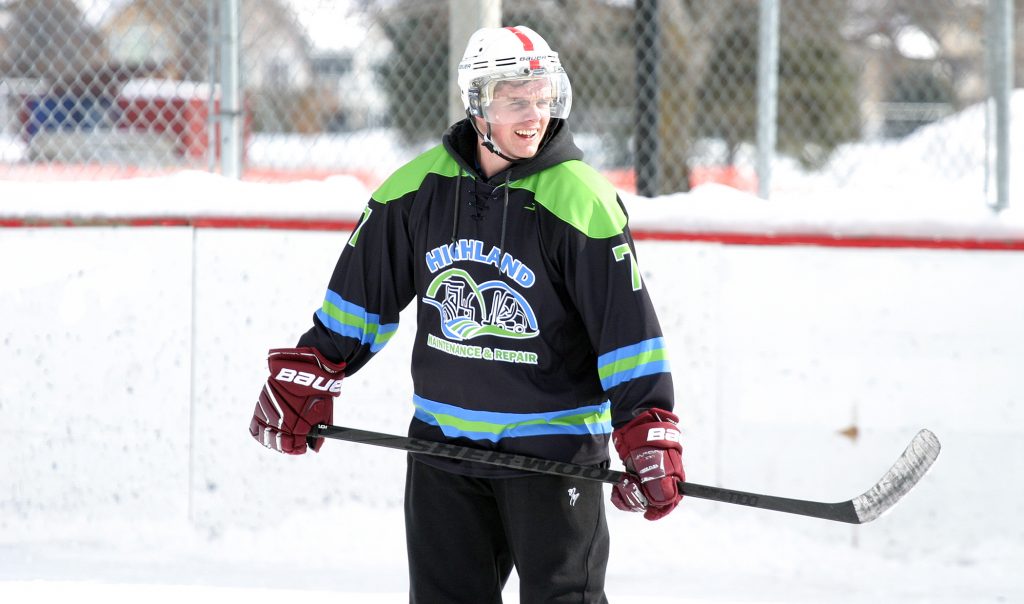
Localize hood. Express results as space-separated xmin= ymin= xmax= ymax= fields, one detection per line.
xmin=442 ymin=118 xmax=583 ymax=184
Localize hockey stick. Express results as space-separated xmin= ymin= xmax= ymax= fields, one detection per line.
xmin=310 ymin=424 xmax=940 ymax=524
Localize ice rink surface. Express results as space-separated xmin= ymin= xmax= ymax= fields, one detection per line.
xmin=3 ymin=493 xmax=1019 ymax=603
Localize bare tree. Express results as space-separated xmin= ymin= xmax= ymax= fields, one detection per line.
xmin=3 ymin=0 xmax=108 ymax=80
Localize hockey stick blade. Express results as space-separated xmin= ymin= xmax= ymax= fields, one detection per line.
xmin=310 ymin=424 xmax=939 ymax=524
xmin=849 ymin=428 xmax=941 ymax=523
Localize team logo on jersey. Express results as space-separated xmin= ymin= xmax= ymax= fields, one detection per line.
xmin=422 ymin=268 xmax=539 ymax=341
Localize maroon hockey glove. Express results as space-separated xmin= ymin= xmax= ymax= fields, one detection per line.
xmin=611 ymin=408 xmax=685 ymax=520
xmin=611 ymin=474 xmax=649 ymax=514
xmin=249 ymin=347 xmax=346 ymax=455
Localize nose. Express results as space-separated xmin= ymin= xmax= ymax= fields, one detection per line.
xmin=525 ymin=101 xmax=546 ymax=122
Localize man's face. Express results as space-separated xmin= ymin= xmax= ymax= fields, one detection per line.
xmin=481 ymin=78 xmax=552 ymax=160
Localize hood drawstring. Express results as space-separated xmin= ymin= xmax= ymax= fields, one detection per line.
xmin=451 ymin=169 xmax=512 ymax=276
xmin=450 ymin=171 xmax=462 ymax=243
xmin=498 ymin=171 xmax=510 ymax=259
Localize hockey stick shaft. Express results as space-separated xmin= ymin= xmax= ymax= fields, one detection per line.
xmin=310 ymin=424 xmax=939 ymax=524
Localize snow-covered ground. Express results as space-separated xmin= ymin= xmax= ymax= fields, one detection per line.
xmin=2 ymin=94 xmax=1024 ymax=602
xmin=2 ymin=176 xmax=1022 ymax=602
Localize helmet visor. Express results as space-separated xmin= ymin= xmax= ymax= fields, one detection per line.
xmin=478 ymin=73 xmax=572 ymax=125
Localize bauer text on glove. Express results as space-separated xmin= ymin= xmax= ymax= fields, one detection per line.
xmin=249 ymin=347 xmax=346 ymax=455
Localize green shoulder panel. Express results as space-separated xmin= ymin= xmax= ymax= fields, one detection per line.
xmin=509 ymin=160 xmax=626 ymax=239
xmin=371 ymin=145 xmax=462 ymax=204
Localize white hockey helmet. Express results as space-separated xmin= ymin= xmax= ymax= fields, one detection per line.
xmin=457 ymin=26 xmax=572 ymax=124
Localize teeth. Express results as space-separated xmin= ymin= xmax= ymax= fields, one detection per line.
xmin=515 ymin=130 xmax=537 ymax=137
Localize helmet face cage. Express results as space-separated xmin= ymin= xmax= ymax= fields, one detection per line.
xmin=458 ymin=26 xmax=572 ymax=124
xmin=469 ymin=72 xmax=572 ymax=125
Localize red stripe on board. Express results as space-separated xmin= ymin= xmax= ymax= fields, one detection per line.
xmin=630 ymin=229 xmax=1024 ymax=251
xmin=0 ymin=216 xmax=358 ymax=231
xmin=2 ymin=215 xmax=1023 ymax=251
xmin=190 ymin=217 xmax=358 ymax=231
xmin=0 ymin=217 xmax=195 ymax=228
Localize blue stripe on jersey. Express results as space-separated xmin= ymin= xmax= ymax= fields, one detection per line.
xmin=316 ymin=290 xmax=398 ymax=352
xmin=597 ymin=337 xmax=671 ymax=390
xmin=412 ymin=394 xmax=612 ymax=443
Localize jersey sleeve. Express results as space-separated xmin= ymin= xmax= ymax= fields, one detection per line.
xmin=561 ymin=196 xmax=675 ymax=428
xmin=296 ymin=195 xmax=416 ymax=374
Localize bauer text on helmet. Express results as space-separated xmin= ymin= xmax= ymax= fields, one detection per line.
xmin=458 ymin=26 xmax=572 ymax=123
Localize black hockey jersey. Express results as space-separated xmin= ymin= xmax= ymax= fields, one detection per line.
xmin=298 ymin=118 xmax=674 ymax=476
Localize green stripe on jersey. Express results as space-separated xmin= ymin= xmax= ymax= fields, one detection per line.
xmin=597 ymin=347 xmax=669 ymax=380
xmin=509 ymin=160 xmax=626 ymax=238
xmin=372 ymin=145 xmax=463 ymax=204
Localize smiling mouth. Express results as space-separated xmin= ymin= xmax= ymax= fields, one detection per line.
xmin=514 ymin=129 xmax=538 ymax=139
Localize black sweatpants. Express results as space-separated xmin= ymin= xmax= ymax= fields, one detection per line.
xmin=405 ymin=455 xmax=610 ymax=604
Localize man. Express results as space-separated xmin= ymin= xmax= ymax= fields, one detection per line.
xmin=249 ymin=26 xmax=685 ymax=603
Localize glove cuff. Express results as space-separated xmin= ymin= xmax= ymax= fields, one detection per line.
xmin=268 ymin=347 xmax=347 ymax=374
xmin=613 ymin=408 xmax=681 ymax=460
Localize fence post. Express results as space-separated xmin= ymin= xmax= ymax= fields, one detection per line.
xmin=206 ymin=0 xmax=218 ymax=174
xmin=756 ymin=0 xmax=779 ymax=200
xmin=449 ymin=0 xmax=502 ymax=127
xmin=635 ymin=0 xmax=661 ymax=198
xmin=989 ymin=0 xmax=1013 ymax=212
xmin=219 ymin=0 xmax=242 ymax=179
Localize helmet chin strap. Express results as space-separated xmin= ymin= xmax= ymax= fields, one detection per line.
xmin=468 ymin=112 xmax=519 ymax=163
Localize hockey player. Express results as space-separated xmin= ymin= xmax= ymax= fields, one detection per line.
xmin=249 ymin=25 xmax=685 ymax=603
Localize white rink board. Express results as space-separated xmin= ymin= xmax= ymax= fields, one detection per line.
xmin=2 ymin=226 xmax=1023 ymax=601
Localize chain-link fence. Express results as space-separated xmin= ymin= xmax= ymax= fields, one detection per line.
xmin=0 ymin=0 xmax=1019 ymax=201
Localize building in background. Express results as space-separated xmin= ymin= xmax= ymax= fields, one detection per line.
xmin=0 ymin=0 xmax=1017 ymax=198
